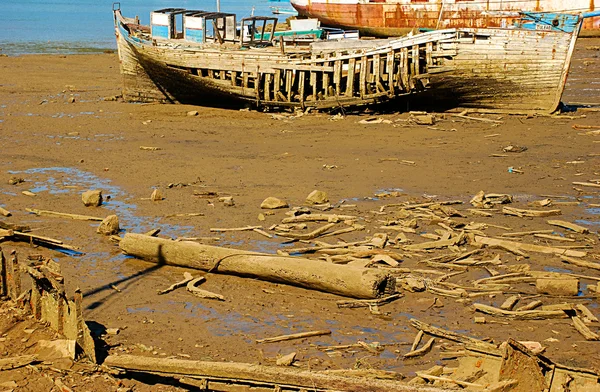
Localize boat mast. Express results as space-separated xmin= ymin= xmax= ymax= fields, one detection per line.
xmin=436 ymin=0 xmax=445 ymax=29
xmin=216 ymin=0 xmax=220 ymax=12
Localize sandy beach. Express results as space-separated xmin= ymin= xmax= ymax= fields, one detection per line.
xmin=0 ymin=38 xmax=599 ymax=391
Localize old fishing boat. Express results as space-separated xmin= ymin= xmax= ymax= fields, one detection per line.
xmin=113 ymin=5 xmax=598 ymax=113
xmin=290 ymin=0 xmax=600 ymax=37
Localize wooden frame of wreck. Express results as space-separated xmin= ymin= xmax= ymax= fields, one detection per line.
xmin=114 ymin=8 xmax=582 ymax=113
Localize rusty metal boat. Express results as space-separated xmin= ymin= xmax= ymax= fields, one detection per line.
xmin=290 ymin=0 xmax=600 ymax=37
xmin=113 ymin=5 xmax=598 ymax=113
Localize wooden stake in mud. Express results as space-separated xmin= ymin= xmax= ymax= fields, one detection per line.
xmin=120 ymin=233 xmax=394 ymax=299
xmin=0 ymin=248 xmax=7 ymax=297
xmin=10 ymin=252 xmax=21 ymax=301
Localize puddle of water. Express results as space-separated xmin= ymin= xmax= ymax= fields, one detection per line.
xmin=544 ymin=266 xmax=574 ymax=274
xmin=10 ymin=167 xmax=195 ymax=237
xmin=375 ymin=187 xmax=404 ymax=195
xmin=575 ymin=219 xmax=599 ymax=227
xmin=587 ymin=207 xmax=600 ymax=215
xmin=127 ymin=306 xmax=164 ymax=314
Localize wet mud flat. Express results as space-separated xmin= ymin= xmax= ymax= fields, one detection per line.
xmin=0 ymin=39 xmax=599 ymax=390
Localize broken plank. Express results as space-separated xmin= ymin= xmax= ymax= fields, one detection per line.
xmin=473 ymin=303 xmax=568 ymax=320
xmin=257 ymin=330 xmax=331 ymax=343
xmin=336 ymin=293 xmax=402 ymax=309
xmin=534 ymin=234 xmax=575 ymax=242
xmin=104 ymin=354 xmax=429 ymax=392
xmin=186 ymin=277 xmax=224 ymax=301
xmin=403 ymin=338 xmax=435 ymax=359
xmin=0 ymin=354 xmax=38 ymax=370
xmin=502 ymin=207 xmax=561 ymax=217
xmin=547 ymin=220 xmax=590 ymax=234
xmin=572 ymin=181 xmax=600 ymax=188
xmin=572 ymin=316 xmax=599 ymax=340
xmin=0 ymin=206 xmax=11 ymax=217
xmin=281 ymin=214 xmax=356 ymax=224
xmin=559 ymin=255 xmax=600 ymax=271
xmin=410 ymin=318 xmax=501 ymax=355
xmin=474 ymin=236 xmax=586 ymax=258
xmin=26 ymin=208 xmax=104 ymax=221
xmin=158 ymin=272 xmax=194 ymax=295
xmin=501 ymin=230 xmax=554 ymax=237
xmin=275 ymin=223 xmax=336 ymax=241
xmin=210 ymin=226 xmax=262 ymax=232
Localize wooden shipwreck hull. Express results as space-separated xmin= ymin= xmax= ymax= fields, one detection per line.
xmin=114 ymin=8 xmax=585 ymax=113
xmin=290 ymin=0 xmax=600 ymax=38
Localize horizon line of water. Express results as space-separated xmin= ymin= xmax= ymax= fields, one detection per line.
xmin=0 ymin=0 xmax=292 ymax=56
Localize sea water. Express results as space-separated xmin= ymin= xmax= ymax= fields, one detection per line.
xmin=0 ymin=0 xmax=290 ymax=55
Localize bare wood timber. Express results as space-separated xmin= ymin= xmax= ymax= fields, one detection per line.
xmin=119 ymin=233 xmax=395 ymax=299
xmin=474 ymin=236 xmax=586 ymax=258
xmin=410 ymin=318 xmax=501 ymax=355
xmin=256 ymin=330 xmax=331 ymax=343
xmin=0 ymin=249 xmax=8 ymax=298
xmin=26 ymin=208 xmax=104 ymax=221
xmin=104 ymin=354 xmax=446 ymax=392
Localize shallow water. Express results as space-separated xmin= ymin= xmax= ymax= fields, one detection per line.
xmin=0 ymin=0 xmax=289 ymax=55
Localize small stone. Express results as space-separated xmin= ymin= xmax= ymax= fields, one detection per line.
xmin=276 ymin=352 xmax=296 ymax=366
xmin=82 ymin=190 xmax=103 ymax=207
xmin=400 ymin=276 xmax=425 ymax=292
xmin=474 ymin=316 xmax=486 ymax=324
xmin=187 ymin=110 xmax=199 ymax=116
xmin=257 ymin=213 xmax=266 ymax=221
xmin=260 ymin=197 xmax=288 ymax=209
xmin=68 ymin=96 xmax=76 ymax=103
xmin=150 ymin=189 xmax=163 ymax=201
xmin=306 ymin=190 xmax=329 ymax=205
xmin=98 ymin=215 xmax=120 ymax=235
xmin=8 ymin=176 xmax=24 ymax=185
xmin=219 ymin=196 xmax=234 ymax=206
xmin=106 ymin=328 xmax=120 ymax=336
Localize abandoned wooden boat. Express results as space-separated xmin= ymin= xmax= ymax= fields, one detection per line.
xmin=290 ymin=0 xmax=600 ymax=38
xmin=113 ymin=5 xmax=598 ymax=113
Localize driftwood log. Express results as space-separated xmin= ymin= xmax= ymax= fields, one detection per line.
xmin=104 ymin=355 xmax=446 ymax=392
xmin=119 ymin=233 xmax=395 ymax=299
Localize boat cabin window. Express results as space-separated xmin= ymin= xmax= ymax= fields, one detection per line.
xmin=202 ymin=13 xmax=237 ymax=43
xmin=151 ymin=8 xmax=186 ymax=40
xmin=241 ymin=17 xmax=277 ymax=47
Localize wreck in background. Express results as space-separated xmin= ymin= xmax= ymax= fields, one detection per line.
xmin=113 ymin=4 xmax=598 ymax=113
xmin=290 ymin=0 xmax=600 ymax=37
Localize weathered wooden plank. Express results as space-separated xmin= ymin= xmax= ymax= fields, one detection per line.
xmin=264 ymin=73 xmax=271 ymax=101
xmin=387 ymin=49 xmax=395 ymax=96
xmin=310 ymin=71 xmax=317 ymax=100
xmin=285 ymin=70 xmax=293 ymax=102
xmin=359 ymin=56 xmax=367 ymax=99
xmin=401 ymin=47 xmax=409 ymax=90
xmin=345 ymin=58 xmax=356 ymax=97
xmin=298 ymin=71 xmax=306 ymax=105
xmin=412 ymin=45 xmax=420 ymax=76
xmin=333 ymin=60 xmax=341 ymax=95
xmin=273 ymin=69 xmax=281 ymax=100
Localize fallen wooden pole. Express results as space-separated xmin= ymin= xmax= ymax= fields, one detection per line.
xmin=104 ymin=355 xmax=443 ymax=392
xmin=26 ymin=208 xmax=104 ymax=221
xmin=119 ymin=234 xmax=394 ymax=299
xmin=0 ymin=206 xmax=11 ymax=217
xmin=473 ymin=303 xmax=568 ymax=320
xmin=410 ymin=319 xmax=501 ymax=355
xmin=474 ymin=236 xmax=586 ymax=258
xmin=256 ymin=330 xmax=331 ymax=343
